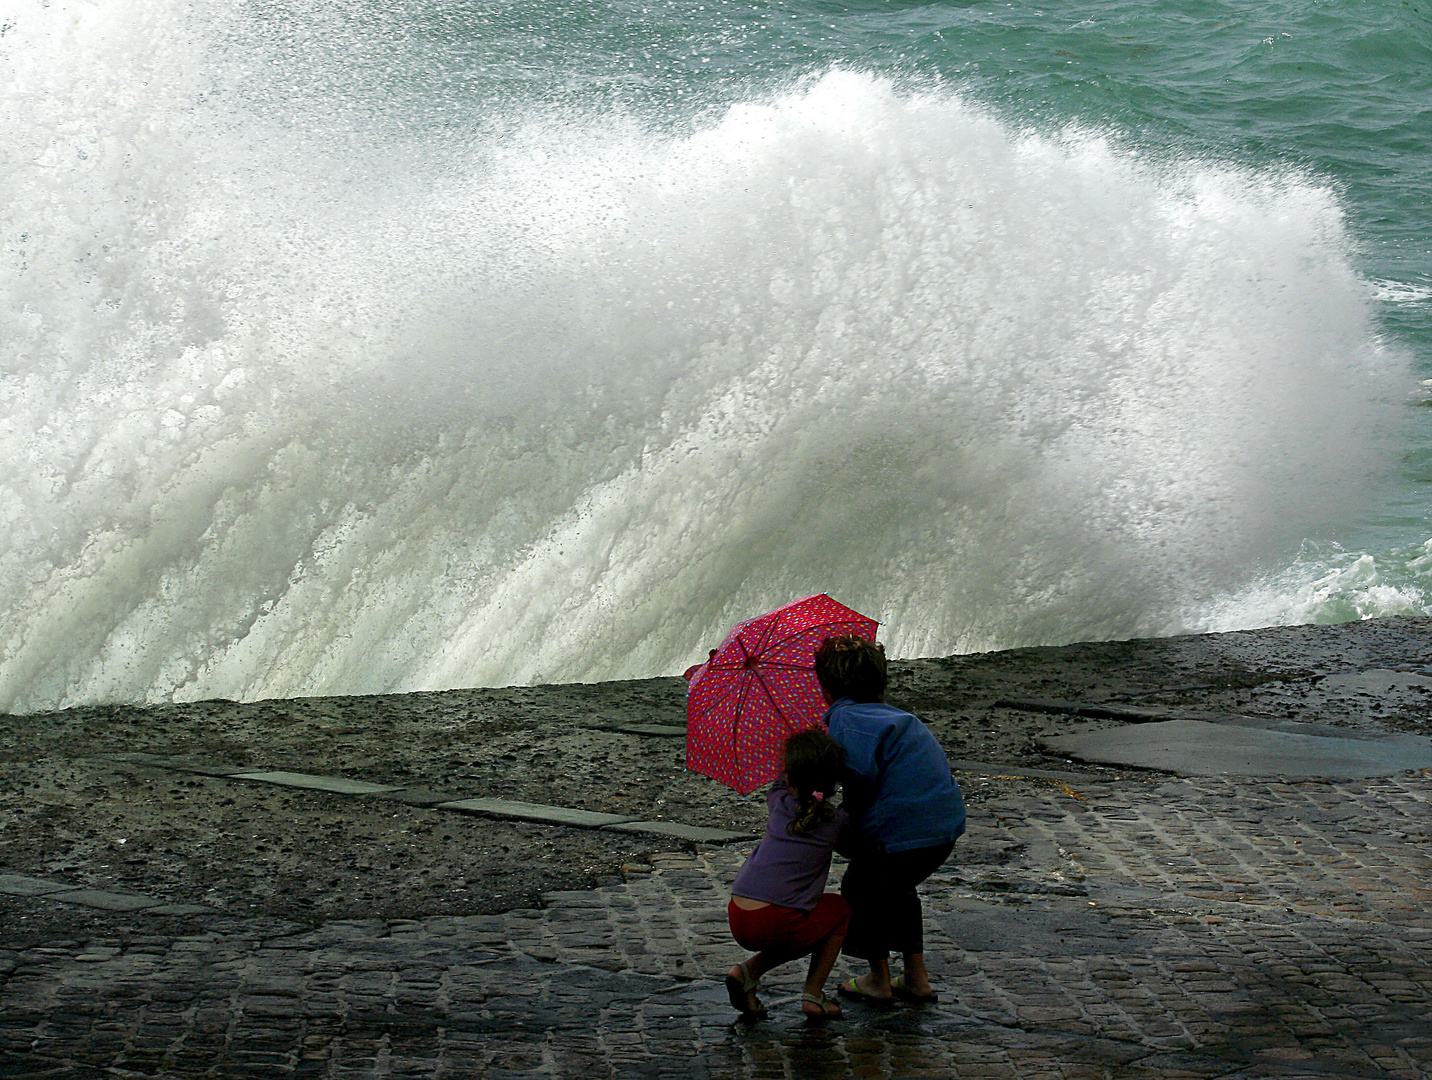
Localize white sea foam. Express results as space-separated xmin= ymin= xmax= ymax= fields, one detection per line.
xmin=0 ymin=1 xmax=1406 ymax=711
xmin=1193 ymin=546 xmax=1432 ymax=632
xmin=1374 ymin=279 xmax=1432 ymax=305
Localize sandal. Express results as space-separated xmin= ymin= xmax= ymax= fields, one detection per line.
xmin=725 ymin=961 xmax=766 ymax=1018
xmin=836 ymin=976 xmax=894 ymax=1007
xmin=801 ymin=992 xmax=843 ymax=1019
xmin=891 ymin=975 xmax=939 ymax=1004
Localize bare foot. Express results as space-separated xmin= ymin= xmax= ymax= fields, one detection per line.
xmin=891 ymin=975 xmax=939 ymax=1003
xmin=837 ymin=974 xmax=893 ymax=1001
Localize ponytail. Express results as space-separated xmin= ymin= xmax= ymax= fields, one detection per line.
xmin=781 ymin=728 xmax=844 ymax=837
xmin=789 ymin=786 xmax=835 ymax=837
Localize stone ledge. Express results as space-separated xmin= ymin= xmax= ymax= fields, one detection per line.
xmin=0 ymin=874 xmax=79 ymax=897
xmin=82 ymin=758 xmax=753 ymax=847
xmin=230 ymin=771 xmax=405 ymax=795
xmin=1043 ymin=719 xmax=1432 ymax=779
xmin=582 ymin=722 xmax=687 ymax=738
xmin=51 ymin=890 xmax=160 ymax=912
xmin=378 ymin=787 xmax=469 ymax=806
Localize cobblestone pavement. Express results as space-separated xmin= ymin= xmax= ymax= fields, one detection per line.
xmin=5 ymin=768 xmax=1431 ymax=1079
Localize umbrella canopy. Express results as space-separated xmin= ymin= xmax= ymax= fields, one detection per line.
xmin=685 ymin=594 xmax=878 ymax=795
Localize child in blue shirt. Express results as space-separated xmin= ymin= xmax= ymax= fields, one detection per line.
xmin=817 ymin=635 xmax=965 ymax=1005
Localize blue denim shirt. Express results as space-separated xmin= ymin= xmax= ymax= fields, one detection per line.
xmin=824 ymin=698 xmax=966 ymax=854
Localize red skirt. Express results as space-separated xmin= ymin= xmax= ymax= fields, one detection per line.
xmin=728 ymin=893 xmax=850 ymax=956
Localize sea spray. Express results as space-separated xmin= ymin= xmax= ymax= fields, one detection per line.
xmin=0 ymin=2 xmax=1404 ymax=711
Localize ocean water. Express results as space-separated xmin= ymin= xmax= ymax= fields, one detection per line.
xmin=2 ymin=0 xmax=1429 ymax=712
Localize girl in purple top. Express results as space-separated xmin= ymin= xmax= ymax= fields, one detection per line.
xmin=725 ymin=729 xmax=851 ymax=1020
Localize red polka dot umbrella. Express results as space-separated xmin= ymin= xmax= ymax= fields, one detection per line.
xmin=684 ymin=594 xmax=879 ymax=795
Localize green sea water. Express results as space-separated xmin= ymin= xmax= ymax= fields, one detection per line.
xmin=2 ymin=0 xmax=1430 ymax=708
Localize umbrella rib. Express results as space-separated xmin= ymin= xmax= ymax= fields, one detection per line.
xmin=746 ymin=618 xmax=778 ymax=661
xmin=732 ymin=673 xmax=760 ymax=791
xmin=732 ymin=671 xmax=754 ymax=738
xmin=746 ymin=666 xmax=796 ymax=732
xmin=760 ymin=617 xmax=873 ymax=655
xmin=728 ymin=668 xmax=795 ymax=793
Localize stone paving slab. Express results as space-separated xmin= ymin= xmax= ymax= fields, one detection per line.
xmin=379 ymin=787 xmax=470 ymax=806
xmin=49 ymin=890 xmax=160 ymax=912
xmin=0 ymin=875 xmax=218 ymax=918
xmin=229 ymin=770 xmax=407 ymax=795
xmin=583 ymin=721 xmax=688 ymax=738
xmin=604 ymin=821 xmax=749 ymax=844
xmin=0 ymin=875 xmax=78 ymax=898
xmin=6 ymin=772 xmax=1432 ymax=1077
xmin=106 ymin=756 xmax=740 ymax=841
xmin=438 ymin=797 xmax=639 ymax=828
xmin=1046 ymin=719 xmax=1432 ymax=778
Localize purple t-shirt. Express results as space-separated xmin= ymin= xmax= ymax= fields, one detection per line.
xmin=730 ymin=778 xmax=847 ymax=913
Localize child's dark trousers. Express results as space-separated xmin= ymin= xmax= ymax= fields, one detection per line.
xmin=840 ymin=840 xmax=954 ymax=959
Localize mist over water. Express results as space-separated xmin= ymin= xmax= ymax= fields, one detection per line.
xmin=0 ymin=1 xmax=1411 ymax=712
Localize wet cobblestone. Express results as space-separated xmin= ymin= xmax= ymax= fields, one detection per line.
xmin=5 ymin=770 xmax=1432 ymax=1077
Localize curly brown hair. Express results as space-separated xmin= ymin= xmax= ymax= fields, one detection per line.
xmin=814 ymin=635 xmax=887 ymax=703
xmin=783 ymin=728 xmax=844 ymax=837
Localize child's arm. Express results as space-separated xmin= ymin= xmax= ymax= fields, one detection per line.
xmin=833 ymin=809 xmax=872 ymax=859
xmin=838 ymin=766 xmax=875 ymax=822
xmin=765 ymin=774 xmax=791 ymax=815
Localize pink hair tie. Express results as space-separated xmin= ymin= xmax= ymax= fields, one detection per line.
xmin=813 ymin=791 xmax=825 ymax=802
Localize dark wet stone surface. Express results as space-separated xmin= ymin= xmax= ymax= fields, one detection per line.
xmin=3 ymin=617 xmax=1432 ymax=1075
